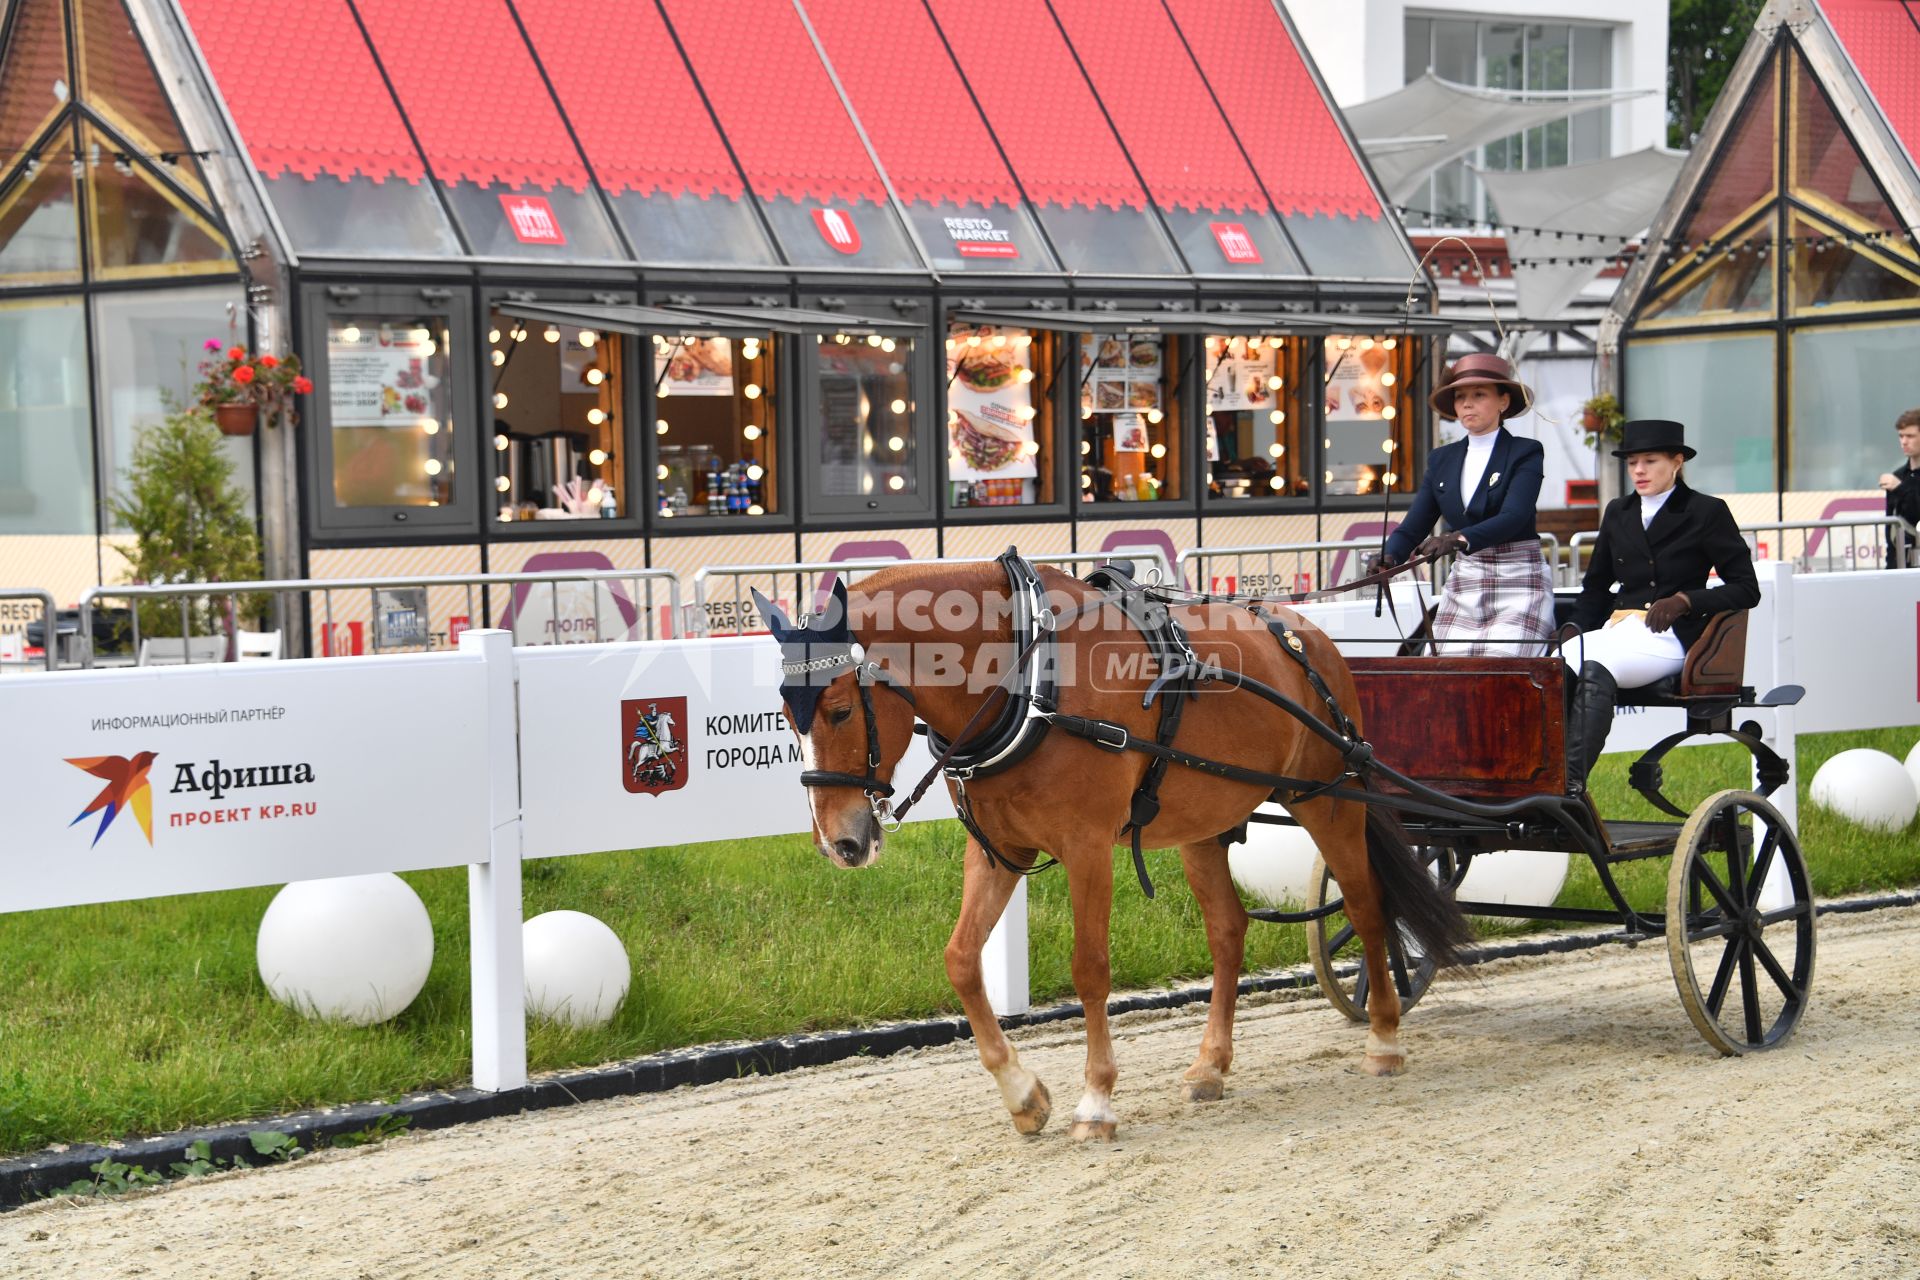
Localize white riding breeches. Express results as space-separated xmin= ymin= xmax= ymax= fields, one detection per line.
xmin=1560 ymin=614 xmax=1686 ymax=689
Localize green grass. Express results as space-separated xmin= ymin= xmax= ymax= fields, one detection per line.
xmin=2 ymin=727 xmax=1916 ymax=1159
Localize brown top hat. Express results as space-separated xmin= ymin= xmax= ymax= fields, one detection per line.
xmin=1429 ymin=353 xmax=1532 ymax=421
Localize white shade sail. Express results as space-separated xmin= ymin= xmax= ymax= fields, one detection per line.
xmin=1348 ymin=73 xmax=1655 ymax=205
xmin=1476 ymin=146 xmax=1690 ymax=321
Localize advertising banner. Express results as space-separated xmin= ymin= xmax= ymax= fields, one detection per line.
xmin=655 ymin=337 xmax=735 ymax=397
xmin=0 ymin=653 xmax=493 ymax=914
xmin=946 ymin=324 xmax=1038 ymax=483
xmin=1081 ymin=332 xmax=1162 ymax=418
xmin=516 ymin=636 xmax=955 ymax=858
xmin=1206 ymin=337 xmax=1279 ymax=414
xmin=328 ymin=322 xmax=442 ymax=427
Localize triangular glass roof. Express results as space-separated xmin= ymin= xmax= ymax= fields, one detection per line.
xmin=80 ymin=120 xmax=233 ymax=279
xmin=0 ymin=142 xmax=81 ymax=283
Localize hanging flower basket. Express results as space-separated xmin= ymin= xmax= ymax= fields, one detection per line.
xmin=213 ymin=402 xmax=258 ymax=437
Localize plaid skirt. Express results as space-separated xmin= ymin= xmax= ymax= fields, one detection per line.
xmin=1431 ymin=538 xmax=1556 ymax=656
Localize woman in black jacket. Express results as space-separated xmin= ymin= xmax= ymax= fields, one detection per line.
xmin=1562 ymin=419 xmax=1760 ymax=791
xmin=1372 ymin=354 xmax=1554 ymax=655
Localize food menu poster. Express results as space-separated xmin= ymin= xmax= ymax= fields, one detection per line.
xmin=1206 ymin=337 xmax=1278 ymax=414
xmin=1081 ymin=333 xmax=1162 ymax=416
xmin=947 ymin=325 xmax=1038 ymax=482
xmin=328 ymin=323 xmax=441 ymax=428
xmin=1323 ymin=337 xmax=1390 ymax=421
xmin=656 ymin=338 xmax=735 ymax=397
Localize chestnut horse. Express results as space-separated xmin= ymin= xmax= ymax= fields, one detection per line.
xmin=755 ymin=557 xmax=1467 ymax=1140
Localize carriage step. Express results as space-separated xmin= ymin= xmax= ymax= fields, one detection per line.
xmin=1602 ymin=821 xmax=1682 ymax=855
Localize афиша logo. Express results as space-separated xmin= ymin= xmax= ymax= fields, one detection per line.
xmin=67 ymin=752 xmax=158 ymax=846
xmin=623 ymin=698 xmax=688 ymax=795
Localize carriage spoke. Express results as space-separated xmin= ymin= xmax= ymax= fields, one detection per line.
xmin=1326 ymin=922 xmax=1358 ymax=956
xmin=1739 ymin=943 xmax=1764 ymax=1044
xmin=1704 ymin=935 xmax=1743 ymax=1017
xmin=1748 ymin=933 xmax=1803 ymax=1004
xmin=1759 ymin=901 xmax=1813 ymax=926
xmin=1387 ymin=936 xmax=1412 ymax=998
xmin=1746 ymin=829 xmax=1782 ymax=907
xmin=1685 ymin=910 xmax=1739 ymax=942
xmin=1690 ymin=856 xmax=1740 ymax=916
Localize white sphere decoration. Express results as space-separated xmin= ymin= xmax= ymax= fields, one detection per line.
xmin=1904 ymin=739 xmax=1920 ymax=800
xmin=1811 ymin=748 xmax=1918 ymax=831
xmin=257 ymin=873 xmax=434 ymax=1025
xmin=523 ymin=910 xmax=631 ymax=1028
xmin=1457 ymin=849 xmax=1569 ymax=908
xmin=1227 ymin=804 xmax=1321 ymax=905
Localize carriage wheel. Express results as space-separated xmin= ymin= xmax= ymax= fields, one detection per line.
xmin=1666 ymin=790 xmax=1816 ymax=1055
xmin=1304 ymin=849 xmax=1451 ymax=1024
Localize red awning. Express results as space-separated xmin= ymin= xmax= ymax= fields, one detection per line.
xmin=177 ymin=0 xmax=426 ymax=184
xmin=1164 ymin=0 xmax=1383 ymax=221
xmin=514 ymin=0 xmax=744 ymax=201
xmin=924 ymin=0 xmax=1149 ymax=212
xmin=1821 ymin=0 xmax=1920 ymax=170
xmin=351 ymin=0 xmax=591 ymax=192
xmin=1047 ymin=0 xmax=1269 ymax=216
xmin=801 ymin=0 xmax=1021 ymax=210
xmin=658 ymin=0 xmax=888 ymax=208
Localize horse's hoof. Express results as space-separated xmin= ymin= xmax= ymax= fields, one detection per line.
xmin=1010 ymin=1080 xmax=1052 ymax=1135
xmin=1068 ymin=1119 xmax=1118 ymax=1143
xmin=1361 ymin=1053 xmax=1406 ymax=1077
xmin=1183 ymin=1074 xmax=1224 ymax=1103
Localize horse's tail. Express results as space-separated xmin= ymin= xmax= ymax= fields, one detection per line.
xmin=1362 ymin=799 xmax=1472 ymax=970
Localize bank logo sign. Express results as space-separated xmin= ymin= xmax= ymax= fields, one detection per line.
xmin=67 ymin=752 xmax=158 ymax=846
xmin=623 ymin=698 xmax=688 ymax=795
xmin=502 ymin=194 xmax=566 ymax=246
xmin=1210 ymin=221 xmax=1262 ymax=265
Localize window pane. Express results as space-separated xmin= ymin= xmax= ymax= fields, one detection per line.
xmin=1792 ymin=53 xmax=1900 ymax=233
xmin=0 ymin=153 xmax=81 ymax=285
xmin=1527 ymin=25 xmax=1570 ymax=91
xmin=1323 ymin=334 xmax=1414 ymax=496
xmin=262 ymin=174 xmax=460 ymax=259
xmin=1205 ymin=334 xmax=1306 ymax=499
xmin=1431 ymin=158 xmax=1475 ymax=225
xmin=653 ymin=333 xmax=777 ymax=517
xmin=1483 ymin=23 xmax=1523 ymax=90
xmin=1789 ymin=322 xmax=1920 ymax=491
xmin=1681 ymin=53 xmax=1776 ymax=244
xmin=490 ymin=312 xmax=627 ymax=524
xmin=325 ymin=316 xmax=455 ymax=508
xmin=1404 ymin=17 xmax=1431 ymax=82
xmin=819 ymin=334 xmax=918 ymax=500
xmin=82 ymin=123 xmax=234 ymax=279
xmin=947 ymin=323 xmax=1050 ymax=508
xmin=0 ymin=296 xmax=92 ymax=534
xmin=1433 ymin=20 xmax=1475 ymax=83
xmin=1641 ymin=221 xmax=1776 ymax=323
xmin=74 ymin=0 xmax=210 ymax=204
xmin=1788 ymin=214 xmax=1920 ymax=313
xmin=93 ymin=285 xmax=249 ymax=533
xmin=1078 ymin=332 xmax=1182 ymax=503
xmin=1569 ymin=24 xmax=1611 ymax=163
xmin=1625 ymin=333 xmax=1775 ymax=494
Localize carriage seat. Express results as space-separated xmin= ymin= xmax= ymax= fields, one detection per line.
xmin=1617 ymin=609 xmax=1748 ymax=705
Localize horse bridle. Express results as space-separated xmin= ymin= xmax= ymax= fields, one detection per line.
xmin=781 ymin=643 xmax=917 ymax=830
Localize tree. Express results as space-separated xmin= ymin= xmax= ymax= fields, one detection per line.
xmin=1668 ymin=0 xmax=1768 ymax=149
xmin=110 ymin=408 xmax=264 ymax=638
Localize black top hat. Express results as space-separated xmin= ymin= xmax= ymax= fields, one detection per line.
xmin=1612 ymin=419 xmax=1697 ymax=460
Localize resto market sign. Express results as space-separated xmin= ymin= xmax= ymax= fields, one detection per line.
xmin=0 ymin=654 xmax=492 ymax=915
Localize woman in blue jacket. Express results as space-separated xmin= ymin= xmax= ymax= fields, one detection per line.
xmin=1372 ymin=354 xmax=1554 ymax=655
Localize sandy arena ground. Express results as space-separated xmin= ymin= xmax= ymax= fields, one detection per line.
xmin=4 ymin=905 xmax=1917 ymax=1279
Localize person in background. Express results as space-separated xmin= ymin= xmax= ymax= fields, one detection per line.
xmin=1879 ymin=407 xmax=1920 ymax=568
xmin=1560 ymin=420 xmax=1760 ymax=793
xmin=1370 ymin=354 xmax=1553 ymax=655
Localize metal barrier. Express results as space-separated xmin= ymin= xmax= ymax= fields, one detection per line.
xmin=77 ymin=568 xmax=682 ymax=667
xmin=0 ymin=588 xmax=57 ymax=673
xmin=690 ymin=549 xmax=1177 ymax=637
xmin=1567 ymin=516 xmax=1914 ymax=584
xmin=1179 ymin=535 xmax=1560 ymax=599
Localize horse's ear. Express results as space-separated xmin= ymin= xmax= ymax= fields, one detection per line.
xmin=828 ymin=576 xmax=851 ymax=628
xmin=751 ymin=588 xmax=789 ymax=637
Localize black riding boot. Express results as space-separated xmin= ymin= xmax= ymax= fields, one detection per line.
xmin=1566 ymin=661 xmax=1619 ymax=795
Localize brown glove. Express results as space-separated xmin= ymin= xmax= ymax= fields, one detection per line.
xmin=1363 ymin=551 xmax=1399 ymax=575
xmin=1415 ymin=532 xmax=1468 ymax=559
xmin=1644 ymin=592 xmax=1691 ymax=633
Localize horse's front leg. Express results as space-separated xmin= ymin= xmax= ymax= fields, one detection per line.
xmin=945 ymin=838 xmax=1051 ymax=1135
xmin=1177 ymin=839 xmax=1249 ymax=1102
xmin=1062 ymin=842 xmax=1119 ymax=1141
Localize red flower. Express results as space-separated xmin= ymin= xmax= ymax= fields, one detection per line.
xmin=232 ymin=365 xmax=256 ymax=385
xmin=292 ymin=375 xmax=313 ymax=395
xmin=259 ymin=355 xmax=279 ymax=369
xmin=227 ymin=345 xmax=247 ymax=362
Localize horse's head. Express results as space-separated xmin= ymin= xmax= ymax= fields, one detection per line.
xmin=754 ymin=579 xmax=916 ymax=868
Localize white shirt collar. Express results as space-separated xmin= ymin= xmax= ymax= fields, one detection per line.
xmin=1640 ymin=484 xmax=1676 ymax=528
